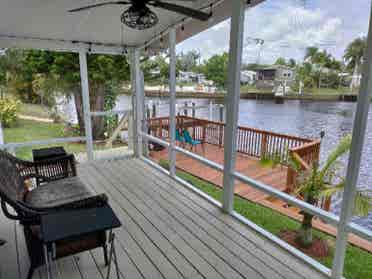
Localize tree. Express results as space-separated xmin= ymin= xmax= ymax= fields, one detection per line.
xmin=288 ymin=58 xmax=296 ymax=68
xmin=203 ymin=52 xmax=229 ymax=88
xmin=304 ymin=47 xmax=319 ymax=63
xmin=0 ymin=49 xmax=39 ymax=103
xmin=275 ymin=57 xmax=287 ymax=66
xmin=292 ymin=62 xmax=314 ymax=92
xmin=290 ymin=135 xmax=372 ymax=247
xmin=18 ymin=50 xmax=130 ymax=139
xmin=0 ymin=52 xmax=6 ymax=98
xmin=177 ymin=50 xmax=200 ymax=72
xmin=344 ymin=37 xmax=366 ymax=73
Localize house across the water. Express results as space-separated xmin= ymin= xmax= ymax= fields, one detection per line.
xmin=256 ymin=65 xmax=295 ymax=93
xmin=240 ymin=70 xmax=257 ymax=85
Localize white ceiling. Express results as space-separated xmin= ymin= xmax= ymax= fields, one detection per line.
xmin=0 ymin=0 xmax=265 ymax=54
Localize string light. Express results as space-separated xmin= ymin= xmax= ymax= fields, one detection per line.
xmin=159 ymin=34 xmax=164 ymax=49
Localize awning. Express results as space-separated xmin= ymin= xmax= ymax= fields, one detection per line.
xmin=0 ymin=0 xmax=265 ymax=54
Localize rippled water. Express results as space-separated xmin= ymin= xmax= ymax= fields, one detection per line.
xmin=63 ymin=95 xmax=372 ymax=230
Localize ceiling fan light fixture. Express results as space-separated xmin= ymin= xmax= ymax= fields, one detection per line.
xmin=121 ymin=5 xmax=158 ymax=30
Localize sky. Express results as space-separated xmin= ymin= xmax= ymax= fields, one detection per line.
xmin=177 ymin=0 xmax=372 ymax=64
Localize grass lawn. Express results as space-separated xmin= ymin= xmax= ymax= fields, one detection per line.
xmin=4 ymin=119 xmax=127 ymax=160
xmin=241 ymin=84 xmax=271 ymax=93
xmin=4 ymin=119 xmax=87 ymax=159
xmin=158 ymin=159 xmax=372 ymax=279
xmin=309 ymin=87 xmax=353 ymax=95
xmin=18 ymin=103 xmax=51 ymax=119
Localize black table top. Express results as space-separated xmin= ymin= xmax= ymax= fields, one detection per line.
xmin=33 ymin=146 xmax=67 ymax=161
xmin=40 ymin=204 xmax=121 ymax=243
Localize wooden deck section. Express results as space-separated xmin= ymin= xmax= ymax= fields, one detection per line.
xmin=150 ymin=143 xmax=289 ymax=202
xmin=0 ymin=158 xmax=327 ymax=279
xmin=150 ymin=144 xmax=372 ymax=253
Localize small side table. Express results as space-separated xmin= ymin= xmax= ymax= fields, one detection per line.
xmin=40 ymin=204 xmax=121 ymax=279
xmin=32 ymin=146 xmax=67 ymax=162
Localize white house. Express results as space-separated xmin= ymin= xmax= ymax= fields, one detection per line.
xmin=178 ymin=70 xmax=208 ymax=84
xmin=240 ymin=70 xmax=257 ymax=85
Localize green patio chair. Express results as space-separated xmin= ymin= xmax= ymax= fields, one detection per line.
xmin=183 ymin=129 xmax=204 ymax=152
xmin=176 ymin=129 xmax=186 ymax=147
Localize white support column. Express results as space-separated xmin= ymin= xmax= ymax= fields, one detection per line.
xmin=0 ymin=121 xmax=4 ymax=145
xmin=131 ymin=48 xmax=143 ymax=158
xmin=139 ymin=71 xmax=146 ymax=157
xmin=168 ymin=27 xmax=177 ymax=177
xmin=222 ymin=0 xmax=245 ymax=213
xmin=130 ymin=50 xmax=137 ymax=156
xmin=331 ymin=4 xmax=372 ymax=279
xmin=79 ymin=51 xmax=94 ymax=161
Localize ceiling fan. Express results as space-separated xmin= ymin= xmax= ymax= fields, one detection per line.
xmin=68 ymin=0 xmax=212 ymax=30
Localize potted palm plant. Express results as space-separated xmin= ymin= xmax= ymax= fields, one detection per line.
xmin=290 ymin=134 xmax=372 ymax=247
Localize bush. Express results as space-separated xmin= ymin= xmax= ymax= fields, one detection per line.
xmin=0 ymin=98 xmax=20 ymax=127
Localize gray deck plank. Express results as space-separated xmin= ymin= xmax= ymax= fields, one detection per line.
xmin=82 ymin=163 xmax=223 ymax=279
xmin=90 ymin=238 xmax=143 ymax=279
xmin=130 ymin=159 xmax=328 ymax=279
xmin=109 ymin=160 xmax=287 ymax=279
xmin=0 ymin=157 xmax=327 ymax=279
xmin=73 ymin=252 xmax=103 ymax=279
xmin=56 ymin=257 xmax=84 ymax=279
xmin=0 ymin=212 xmax=19 ymax=279
xmin=14 ymin=222 xmax=32 ymax=279
xmin=79 ymin=167 xmax=169 ymax=279
xmin=123 ymin=160 xmax=301 ymax=279
xmin=99 ymin=161 xmax=269 ymax=279
xmin=90 ymin=162 xmax=246 ymax=279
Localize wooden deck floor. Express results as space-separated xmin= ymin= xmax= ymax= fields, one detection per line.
xmin=150 ymin=143 xmax=288 ymax=202
xmin=150 ymin=144 xmax=372 ymax=253
xmin=0 ymin=158 xmax=327 ymax=279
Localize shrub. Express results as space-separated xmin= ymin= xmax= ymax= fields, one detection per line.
xmin=0 ymin=98 xmax=20 ymax=127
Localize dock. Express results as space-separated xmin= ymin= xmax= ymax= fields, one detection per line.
xmin=148 ymin=116 xmax=372 ymax=252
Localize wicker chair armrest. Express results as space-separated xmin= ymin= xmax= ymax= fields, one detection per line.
xmin=1 ymin=200 xmax=40 ymax=224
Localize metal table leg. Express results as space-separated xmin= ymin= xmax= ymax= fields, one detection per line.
xmin=43 ymin=244 xmax=53 ymax=279
xmin=106 ymin=230 xmax=120 ymax=279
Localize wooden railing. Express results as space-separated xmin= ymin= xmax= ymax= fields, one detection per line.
xmin=148 ymin=116 xmax=316 ymax=162
xmin=286 ymin=140 xmax=330 ymax=211
xmin=147 ymin=116 xmax=324 ymax=206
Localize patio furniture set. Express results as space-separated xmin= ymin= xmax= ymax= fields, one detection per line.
xmin=0 ymin=147 xmax=121 ymax=279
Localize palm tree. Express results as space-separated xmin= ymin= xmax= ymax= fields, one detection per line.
xmin=304 ymin=47 xmax=319 ymax=63
xmin=290 ymin=135 xmax=372 ymax=247
xmin=344 ymin=37 xmax=366 ymax=73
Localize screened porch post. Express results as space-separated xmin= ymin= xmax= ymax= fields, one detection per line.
xmin=0 ymin=121 xmax=4 ymax=145
xmin=331 ymin=4 xmax=372 ymax=278
xmin=221 ymin=0 xmax=245 ymax=213
xmin=131 ymin=48 xmax=143 ymax=158
xmin=79 ymin=51 xmax=94 ymax=161
xmin=169 ymin=27 xmax=177 ymax=177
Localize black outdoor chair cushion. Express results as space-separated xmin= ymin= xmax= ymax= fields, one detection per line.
xmin=24 ymin=177 xmax=94 ymax=209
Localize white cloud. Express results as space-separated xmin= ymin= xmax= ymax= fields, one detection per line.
xmin=243 ymin=4 xmax=343 ymax=63
xmin=178 ymin=0 xmax=349 ymax=64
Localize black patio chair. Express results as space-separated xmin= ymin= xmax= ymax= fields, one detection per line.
xmin=0 ymin=150 xmax=109 ymax=279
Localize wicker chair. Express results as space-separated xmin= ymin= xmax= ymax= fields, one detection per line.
xmin=0 ymin=150 xmax=109 ymax=279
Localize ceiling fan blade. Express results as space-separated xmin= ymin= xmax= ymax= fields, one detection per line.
xmin=148 ymin=1 xmax=211 ymax=21
xmin=68 ymin=1 xmax=131 ymax=13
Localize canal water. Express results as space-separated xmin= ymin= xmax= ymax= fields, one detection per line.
xmin=59 ymin=95 xmax=372 ymax=230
